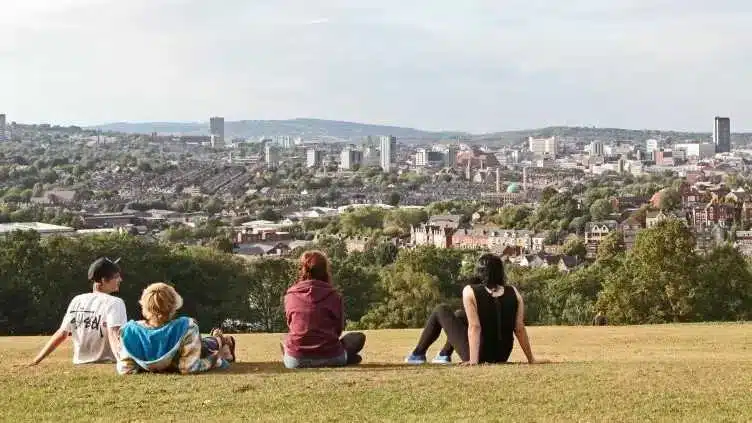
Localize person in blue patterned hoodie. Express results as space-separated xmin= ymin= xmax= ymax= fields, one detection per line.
xmin=117 ymin=282 xmax=235 ymax=375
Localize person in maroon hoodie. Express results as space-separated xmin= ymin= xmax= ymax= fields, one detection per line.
xmin=282 ymin=250 xmax=366 ymax=369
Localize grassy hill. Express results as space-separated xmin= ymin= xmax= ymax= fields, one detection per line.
xmin=3 ymin=324 xmax=751 ymax=422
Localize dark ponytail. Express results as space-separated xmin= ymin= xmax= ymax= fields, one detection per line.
xmin=475 ymin=253 xmax=506 ymax=289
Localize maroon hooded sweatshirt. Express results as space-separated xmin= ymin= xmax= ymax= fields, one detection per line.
xmin=284 ymin=279 xmax=345 ymax=359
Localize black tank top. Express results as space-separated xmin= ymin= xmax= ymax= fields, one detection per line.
xmin=470 ymin=284 xmax=518 ymax=363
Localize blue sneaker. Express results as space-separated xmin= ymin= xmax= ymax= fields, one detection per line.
xmin=405 ymin=354 xmax=427 ymax=364
xmin=431 ymin=354 xmax=452 ymax=365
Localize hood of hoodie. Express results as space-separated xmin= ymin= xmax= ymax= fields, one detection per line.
xmin=286 ymin=279 xmax=337 ymax=304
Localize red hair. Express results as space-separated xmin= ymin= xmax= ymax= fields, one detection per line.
xmin=298 ymin=250 xmax=331 ymax=283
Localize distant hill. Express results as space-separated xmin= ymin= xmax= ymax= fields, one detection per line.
xmin=90 ymin=120 xmax=752 ymax=146
xmin=91 ymin=118 xmax=467 ymax=141
xmin=475 ymin=126 xmax=714 ymax=143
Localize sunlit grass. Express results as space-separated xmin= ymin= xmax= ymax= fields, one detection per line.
xmin=2 ymin=324 xmax=751 ymax=422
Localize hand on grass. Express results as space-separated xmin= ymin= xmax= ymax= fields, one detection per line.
xmin=530 ymin=357 xmax=551 ymax=364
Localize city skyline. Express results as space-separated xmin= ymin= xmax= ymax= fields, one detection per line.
xmin=3 ymin=1 xmax=752 ymax=132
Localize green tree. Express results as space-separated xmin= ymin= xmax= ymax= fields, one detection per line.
xmin=386 ymin=192 xmax=401 ymax=207
xmin=490 ymin=205 xmax=532 ymax=229
xmin=258 ymin=207 xmax=282 ymax=222
xmin=246 ymin=258 xmax=295 ymax=332
xmin=340 ymin=207 xmax=386 ymax=235
xmin=393 ymin=246 xmax=465 ymax=299
xmin=596 ymin=231 xmax=625 ymax=263
xmin=331 ymin=255 xmax=380 ymax=324
xmin=383 ymin=208 xmax=428 ymax=236
xmin=598 ymin=219 xmax=698 ymax=323
xmin=658 ymin=188 xmax=681 ymax=211
xmin=208 ymin=237 xmax=234 ymax=254
xmin=40 ymin=169 xmax=58 ymax=184
xmin=359 ymin=266 xmax=442 ymax=328
xmin=589 ymin=199 xmax=613 ymax=221
xmin=695 ymin=246 xmax=752 ymax=321
xmin=561 ymin=235 xmax=587 ymax=260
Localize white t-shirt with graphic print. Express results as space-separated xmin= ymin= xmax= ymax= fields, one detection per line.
xmin=59 ymin=292 xmax=128 ymax=364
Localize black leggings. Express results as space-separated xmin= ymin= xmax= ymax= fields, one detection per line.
xmin=412 ymin=304 xmax=469 ymax=361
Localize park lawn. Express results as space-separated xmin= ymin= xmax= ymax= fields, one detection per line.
xmin=1 ymin=324 xmax=751 ymax=423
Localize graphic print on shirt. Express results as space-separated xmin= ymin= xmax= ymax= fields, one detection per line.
xmin=68 ymin=301 xmax=106 ymax=338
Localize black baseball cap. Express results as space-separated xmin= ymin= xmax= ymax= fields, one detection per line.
xmin=88 ymin=257 xmax=121 ymax=282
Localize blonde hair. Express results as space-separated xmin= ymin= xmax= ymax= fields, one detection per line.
xmin=139 ymin=283 xmax=183 ymax=326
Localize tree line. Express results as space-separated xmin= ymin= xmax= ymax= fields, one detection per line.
xmin=1 ymin=218 xmax=750 ymax=335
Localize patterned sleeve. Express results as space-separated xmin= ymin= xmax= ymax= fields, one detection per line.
xmin=177 ymin=320 xmax=226 ymax=374
xmin=116 ymin=328 xmax=141 ymax=375
xmin=116 ymin=352 xmax=141 ymax=375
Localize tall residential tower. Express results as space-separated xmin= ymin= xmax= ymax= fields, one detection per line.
xmin=379 ymin=135 xmax=397 ymax=172
xmin=713 ymin=116 xmax=731 ymax=153
xmin=209 ymin=116 xmax=225 ymax=147
xmin=0 ymin=114 xmax=6 ymax=141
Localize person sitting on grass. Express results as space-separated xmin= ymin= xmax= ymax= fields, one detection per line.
xmin=405 ymin=253 xmax=546 ymax=365
xmin=30 ymin=257 xmax=127 ymax=366
xmin=282 ymin=250 xmax=366 ymax=369
xmin=117 ymin=282 xmax=235 ymax=375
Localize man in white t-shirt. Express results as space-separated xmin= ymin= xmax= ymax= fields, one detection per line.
xmin=30 ymin=257 xmax=127 ymax=365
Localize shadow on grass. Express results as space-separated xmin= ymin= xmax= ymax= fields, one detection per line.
xmin=222 ymin=362 xmax=441 ymax=374
xmin=221 ymin=361 xmax=561 ymax=375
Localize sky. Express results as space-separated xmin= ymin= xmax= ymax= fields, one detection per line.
xmin=2 ymin=0 xmax=752 ymax=133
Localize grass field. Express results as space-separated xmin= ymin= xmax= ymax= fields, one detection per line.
xmin=1 ymin=324 xmax=751 ymax=422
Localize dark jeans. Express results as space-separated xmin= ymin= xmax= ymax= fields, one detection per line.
xmin=201 ymin=336 xmax=221 ymax=358
xmin=412 ymin=305 xmax=469 ymax=361
xmin=283 ymin=332 xmax=366 ymax=369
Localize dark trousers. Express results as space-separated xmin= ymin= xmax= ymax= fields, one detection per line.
xmin=341 ymin=332 xmax=366 ymax=365
xmin=412 ymin=305 xmax=469 ymax=361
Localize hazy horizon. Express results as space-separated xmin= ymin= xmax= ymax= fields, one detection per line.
xmin=3 ymin=1 xmax=751 ymax=132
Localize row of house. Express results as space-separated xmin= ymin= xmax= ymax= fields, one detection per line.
xmin=411 ymin=215 xmax=548 ymax=254
xmin=512 ymin=253 xmax=582 ymax=273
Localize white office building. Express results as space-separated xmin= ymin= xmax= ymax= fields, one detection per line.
xmin=589 ymin=141 xmax=604 ymax=156
xmin=415 ymin=149 xmax=429 ymax=167
xmin=673 ymin=143 xmax=716 ymax=160
xmin=307 ymin=148 xmax=324 ymax=168
xmin=444 ymin=146 xmax=457 ymax=167
xmin=528 ymin=136 xmax=558 ymax=158
xmin=380 ymin=135 xmax=397 ymax=171
xmin=340 ymin=147 xmax=363 ymax=170
xmin=264 ymin=144 xmax=279 ymax=168
xmin=646 ymin=139 xmax=659 ymax=154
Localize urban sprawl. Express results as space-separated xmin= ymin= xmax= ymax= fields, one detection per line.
xmin=1 ymin=113 xmax=751 ymax=268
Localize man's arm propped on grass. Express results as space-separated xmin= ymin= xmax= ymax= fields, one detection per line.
xmin=29 ymin=329 xmax=68 ymax=366
xmin=107 ymin=326 xmax=122 ymax=361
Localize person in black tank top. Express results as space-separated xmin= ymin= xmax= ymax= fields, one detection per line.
xmin=405 ymin=254 xmax=544 ymax=365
